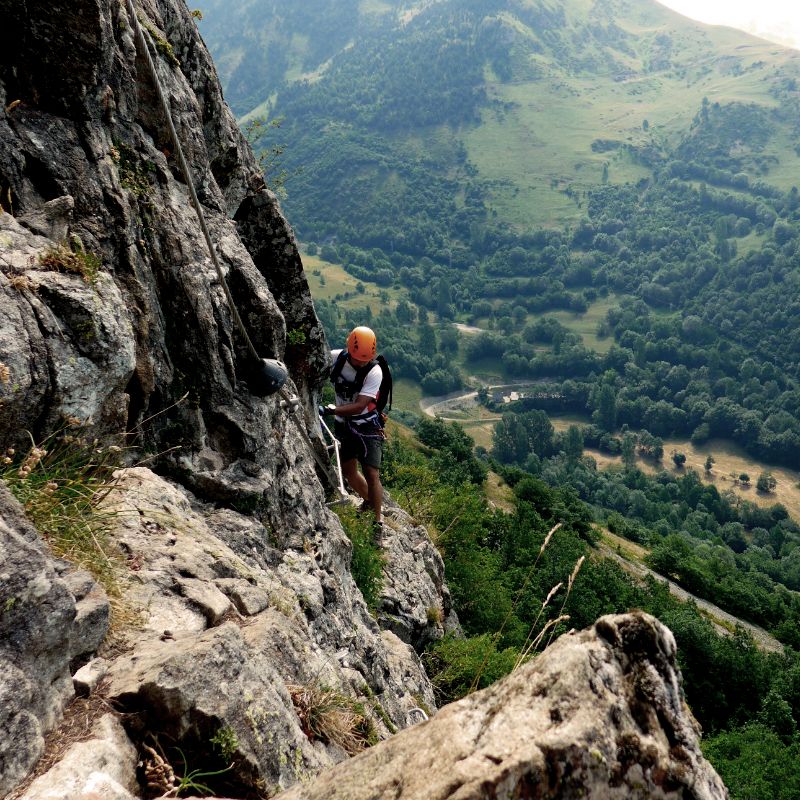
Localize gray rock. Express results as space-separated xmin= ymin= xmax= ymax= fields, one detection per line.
xmin=106 ymin=621 xmax=337 ymax=796
xmin=177 ymin=577 xmax=232 ymax=625
xmin=0 ymin=0 xmax=326 ymax=462
xmin=0 ymin=484 xmax=75 ymax=796
xmin=273 ymin=613 xmax=729 ymax=800
xmin=59 ymin=567 xmax=97 ymax=602
xmin=215 ymin=577 xmax=271 ymax=615
xmin=70 ymin=582 xmax=111 ymax=665
xmin=0 ymin=0 xmax=452 ymax=796
xmin=377 ymin=498 xmax=453 ymax=651
xmin=73 ymin=657 xmax=109 ymax=697
xmin=19 ymin=714 xmax=139 ymax=800
xmin=17 ymin=195 xmax=75 ymax=241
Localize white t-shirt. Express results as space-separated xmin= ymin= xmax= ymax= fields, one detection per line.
xmin=331 ymin=349 xmax=382 ymax=422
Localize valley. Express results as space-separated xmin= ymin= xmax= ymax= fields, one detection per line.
xmin=194 ymin=0 xmax=800 ymax=793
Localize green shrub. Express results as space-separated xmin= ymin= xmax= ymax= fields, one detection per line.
xmin=703 ymin=724 xmax=800 ymax=800
xmin=424 ymin=634 xmax=519 ymax=704
xmin=334 ymin=505 xmax=384 ymax=612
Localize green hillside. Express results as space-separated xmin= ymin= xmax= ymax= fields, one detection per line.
xmin=198 ymin=0 xmax=800 ymax=228
xmin=194 ymin=3 xmax=800 ymax=794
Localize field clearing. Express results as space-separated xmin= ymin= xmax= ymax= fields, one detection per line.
xmin=549 ymin=416 xmax=800 ymax=520
xmin=427 ymin=397 xmax=800 ymax=523
xmin=461 ymin=23 xmax=800 ymax=229
xmin=467 ymin=421 xmax=499 ymax=451
xmin=459 ymin=294 xmax=621 ymax=361
xmin=599 ymin=528 xmax=649 ymax=562
xmin=302 ymin=252 xmax=402 ymax=314
xmin=486 ymin=471 xmax=514 ymax=512
xmin=391 ymin=378 xmax=423 ymax=415
xmin=525 ymin=294 xmax=619 ymax=354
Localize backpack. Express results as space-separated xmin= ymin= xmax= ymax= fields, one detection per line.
xmin=331 ymin=351 xmax=393 ymax=421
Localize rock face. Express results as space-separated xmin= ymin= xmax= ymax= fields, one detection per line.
xmin=274 ymin=613 xmax=729 ymax=800
xmin=0 ymin=0 xmax=326 ymax=461
xmin=0 ymin=484 xmax=109 ymax=796
xmin=0 ymin=0 xmax=445 ymax=795
xmin=1 ymin=463 xmax=442 ymax=797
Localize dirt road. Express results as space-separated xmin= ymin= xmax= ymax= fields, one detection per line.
xmin=597 ymin=542 xmax=784 ymax=653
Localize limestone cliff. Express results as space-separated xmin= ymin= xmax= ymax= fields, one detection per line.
xmin=0 ymin=1 xmax=727 ymax=798
xmin=0 ymin=0 xmax=446 ymax=795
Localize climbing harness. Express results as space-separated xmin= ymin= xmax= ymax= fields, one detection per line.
xmin=125 ymin=0 xmax=346 ymax=502
xmin=342 ymin=418 xmax=386 ymax=461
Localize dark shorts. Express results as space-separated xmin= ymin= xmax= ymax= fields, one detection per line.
xmin=335 ymin=420 xmax=384 ymax=469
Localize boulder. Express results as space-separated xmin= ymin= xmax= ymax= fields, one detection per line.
xmin=273 ymin=613 xmax=728 ymax=800
xmin=18 ymin=714 xmax=139 ymax=800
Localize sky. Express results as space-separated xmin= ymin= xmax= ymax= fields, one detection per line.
xmin=657 ymin=0 xmax=800 ymax=49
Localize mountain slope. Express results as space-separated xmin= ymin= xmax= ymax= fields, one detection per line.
xmin=197 ymin=0 xmax=800 ymax=232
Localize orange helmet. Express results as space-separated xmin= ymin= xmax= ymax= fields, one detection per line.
xmin=346 ymin=326 xmax=376 ymax=359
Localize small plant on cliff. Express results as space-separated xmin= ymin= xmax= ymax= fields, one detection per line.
xmin=243 ymin=115 xmax=291 ymax=196
xmin=333 ymin=504 xmax=384 ymax=612
xmin=142 ymin=18 xmax=180 ymax=67
xmin=209 ymin=726 xmax=239 ymax=763
xmin=286 ymin=327 xmax=307 ymax=347
xmin=39 ymin=242 xmax=101 ymax=284
xmin=1 ymin=425 xmax=125 ymax=601
xmin=112 ymin=141 xmax=155 ymax=200
xmin=141 ymin=739 xmax=233 ymax=797
xmin=288 ymin=682 xmax=376 ymax=755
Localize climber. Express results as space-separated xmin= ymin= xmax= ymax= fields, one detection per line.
xmin=322 ymin=326 xmax=386 ymax=535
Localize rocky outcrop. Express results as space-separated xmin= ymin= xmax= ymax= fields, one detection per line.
xmin=18 ymin=715 xmax=139 ymax=800
xmin=0 ymin=0 xmax=325 ymax=461
xmin=274 ymin=613 xmax=728 ymax=800
xmin=71 ymin=467 xmax=437 ymax=796
xmin=0 ymin=484 xmax=109 ymax=796
xmin=0 ymin=0 xmax=446 ymax=794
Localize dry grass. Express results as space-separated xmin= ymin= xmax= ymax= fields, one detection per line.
xmin=287 ymin=683 xmax=375 ymax=755
xmin=547 ymin=422 xmax=800 ymax=522
xmin=599 ymin=527 xmax=649 ymax=562
xmin=485 ymin=471 xmax=514 ymax=512
xmin=39 ymin=243 xmax=100 ymax=284
xmin=1 ymin=429 xmax=137 ymax=632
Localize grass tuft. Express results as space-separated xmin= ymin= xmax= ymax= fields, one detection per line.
xmin=288 ymin=683 xmax=377 ymax=755
xmin=1 ymin=426 xmax=128 ymax=613
xmin=334 ymin=504 xmax=385 ymax=612
xmin=39 ymin=243 xmax=101 ymax=284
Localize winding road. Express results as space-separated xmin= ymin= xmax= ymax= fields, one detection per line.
xmin=420 ymin=387 xmax=785 ymax=654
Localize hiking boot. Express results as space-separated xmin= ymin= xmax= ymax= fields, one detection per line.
xmin=372 ymin=520 xmax=384 ymax=543
xmin=357 ymin=499 xmax=371 ymax=514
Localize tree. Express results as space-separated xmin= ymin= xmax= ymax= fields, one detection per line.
xmin=739 ymin=473 xmax=751 ymax=486
xmin=592 ymin=384 xmax=617 ymax=432
xmin=704 ymin=454 xmax=715 ymax=474
xmin=564 ymin=425 xmax=584 ymax=464
xmin=757 ymin=472 xmax=777 ymax=493
xmin=672 ymin=451 xmax=687 ymax=469
xmin=418 ymin=322 xmax=437 ymax=357
xmin=621 ymin=433 xmax=636 ymax=469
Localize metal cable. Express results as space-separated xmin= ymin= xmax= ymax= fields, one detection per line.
xmin=124 ymin=0 xmax=260 ymax=362
xmin=125 ymin=0 xmax=347 ymax=499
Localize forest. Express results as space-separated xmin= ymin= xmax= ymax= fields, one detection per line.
xmin=196 ymin=1 xmax=800 ymax=794
xmin=381 ymin=418 xmax=800 ymax=798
